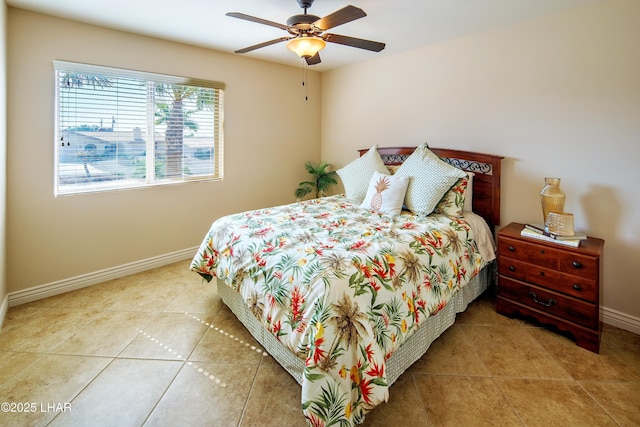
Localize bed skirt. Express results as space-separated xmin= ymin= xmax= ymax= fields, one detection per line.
xmin=217 ymin=260 xmax=496 ymax=387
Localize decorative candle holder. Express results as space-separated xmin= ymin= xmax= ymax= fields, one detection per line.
xmin=546 ymin=212 xmax=575 ymax=236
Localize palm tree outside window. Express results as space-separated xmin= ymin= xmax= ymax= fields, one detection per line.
xmin=54 ymin=61 xmax=224 ymax=196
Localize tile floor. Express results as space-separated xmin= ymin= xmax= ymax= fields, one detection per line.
xmin=1 ymin=260 xmax=639 ymax=426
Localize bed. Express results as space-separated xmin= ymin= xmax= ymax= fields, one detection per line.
xmin=190 ymin=144 xmax=503 ymax=426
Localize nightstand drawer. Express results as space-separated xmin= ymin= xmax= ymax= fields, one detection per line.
xmin=558 ymin=252 xmax=599 ymax=279
xmin=498 ymin=237 xmax=529 ymax=259
xmin=498 ymin=277 xmax=598 ymax=329
xmin=524 ymin=243 xmax=560 ymax=267
xmin=500 ymin=236 xmax=568 ymax=268
xmin=498 ymin=256 xmax=528 ymax=281
xmin=526 ymin=265 xmax=597 ymax=301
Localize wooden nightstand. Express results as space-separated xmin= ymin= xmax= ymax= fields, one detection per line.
xmin=496 ymin=222 xmax=604 ymax=353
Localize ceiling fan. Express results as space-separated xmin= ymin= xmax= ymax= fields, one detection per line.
xmin=226 ymin=0 xmax=386 ymax=65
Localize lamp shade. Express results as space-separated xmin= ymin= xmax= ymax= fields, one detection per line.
xmin=287 ymin=36 xmax=326 ymax=58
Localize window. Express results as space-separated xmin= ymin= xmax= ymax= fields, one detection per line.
xmin=54 ymin=61 xmax=224 ymax=195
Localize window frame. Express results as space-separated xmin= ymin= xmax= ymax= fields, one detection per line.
xmin=53 ymin=60 xmax=225 ymax=196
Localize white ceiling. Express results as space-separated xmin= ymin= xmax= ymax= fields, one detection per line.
xmin=6 ymin=0 xmax=600 ymax=71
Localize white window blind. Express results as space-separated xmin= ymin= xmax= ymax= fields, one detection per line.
xmin=54 ymin=60 xmax=224 ymax=195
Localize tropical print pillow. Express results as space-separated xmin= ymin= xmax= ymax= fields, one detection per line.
xmin=434 ymin=176 xmax=468 ymax=217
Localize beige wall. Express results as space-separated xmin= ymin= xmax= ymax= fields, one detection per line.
xmin=6 ymin=9 xmax=321 ymax=294
xmin=5 ymin=1 xmax=639 ymax=331
xmin=321 ymin=0 xmax=640 ymax=325
xmin=1 ymin=2 xmax=7 ymax=322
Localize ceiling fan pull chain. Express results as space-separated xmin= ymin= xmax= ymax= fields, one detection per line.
xmin=301 ymin=59 xmax=308 ymax=101
xmin=305 ymin=62 xmax=308 ymax=101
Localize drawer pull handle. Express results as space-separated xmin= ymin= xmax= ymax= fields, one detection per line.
xmin=573 ymin=284 xmax=582 ymax=291
xmin=540 ymin=249 xmax=545 ymax=254
xmin=572 ymin=261 xmax=583 ymax=269
xmin=539 ymin=271 xmax=545 ymax=277
xmin=509 ymin=265 xmax=516 ymax=271
xmin=508 ymin=246 xmax=515 ymax=252
xmin=528 ymin=291 xmax=557 ymax=307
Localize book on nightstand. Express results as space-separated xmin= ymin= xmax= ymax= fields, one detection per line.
xmin=524 ymin=223 xmax=588 ymax=240
xmin=520 ymin=227 xmax=582 ymax=247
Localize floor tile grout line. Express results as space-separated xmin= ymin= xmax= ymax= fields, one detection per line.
xmin=126 ymin=307 xmax=230 ymax=425
xmin=517 ymin=327 xmax=576 ymax=380
xmin=237 ymin=352 xmax=270 ymax=427
xmin=457 ymin=322 xmax=493 ymax=378
xmin=138 ymin=307 xmax=264 ymax=426
xmin=43 ymin=308 xmax=158 ymax=359
xmin=180 ymin=309 xmax=226 ymax=363
xmin=179 ymin=309 xmax=272 ymax=426
xmin=576 ymin=381 xmax=623 ymax=426
xmin=126 ymin=310 xmax=213 ymax=363
xmin=112 ymin=310 xmax=165 ymax=360
xmin=448 ymin=304 xmax=598 ymax=427
xmin=458 ymin=321 xmax=577 ymax=380
xmin=0 ymin=351 xmax=46 ymax=388
xmin=0 ymin=306 xmax=107 ymax=354
xmin=487 ymin=376 xmax=527 ymax=426
xmin=44 ymin=355 xmax=118 ymax=427
xmin=409 ymin=372 xmax=434 ymax=426
xmin=140 ymin=359 xmax=189 ymax=427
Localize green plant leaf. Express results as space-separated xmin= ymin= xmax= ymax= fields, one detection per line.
xmin=295 ymin=161 xmax=337 ymax=200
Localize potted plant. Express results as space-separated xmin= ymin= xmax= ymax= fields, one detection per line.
xmin=294 ymin=161 xmax=338 ymax=200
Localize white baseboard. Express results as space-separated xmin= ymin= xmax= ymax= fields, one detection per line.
xmin=602 ymin=306 xmax=640 ymax=336
xmin=0 ymin=294 xmax=8 ymax=329
xmin=7 ymin=247 xmax=197 ymax=307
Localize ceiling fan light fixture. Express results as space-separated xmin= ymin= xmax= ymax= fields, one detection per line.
xmin=286 ymin=36 xmax=326 ymax=58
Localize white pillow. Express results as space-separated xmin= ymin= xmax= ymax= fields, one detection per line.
xmin=395 ymin=143 xmax=467 ymax=216
xmin=336 ymin=145 xmax=389 ymax=204
xmin=464 ymin=171 xmax=474 ymax=212
xmin=360 ymin=171 xmax=410 ymax=216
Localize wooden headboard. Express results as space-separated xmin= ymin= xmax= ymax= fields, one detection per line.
xmin=358 ymin=146 xmax=503 ymax=230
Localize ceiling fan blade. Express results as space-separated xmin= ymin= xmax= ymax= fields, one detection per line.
xmin=313 ymin=5 xmax=366 ymax=31
xmin=324 ymin=33 xmax=386 ymax=52
xmin=306 ymin=52 xmax=321 ymax=65
xmin=226 ymin=12 xmax=290 ymax=30
xmin=234 ymin=37 xmax=293 ymax=54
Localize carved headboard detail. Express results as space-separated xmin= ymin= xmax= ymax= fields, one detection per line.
xmin=358 ymin=146 xmax=503 ymax=230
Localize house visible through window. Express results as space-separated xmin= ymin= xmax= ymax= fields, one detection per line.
xmin=54 ymin=61 xmax=224 ymax=195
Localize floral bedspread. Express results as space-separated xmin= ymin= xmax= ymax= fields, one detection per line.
xmin=190 ymin=195 xmax=487 ymax=426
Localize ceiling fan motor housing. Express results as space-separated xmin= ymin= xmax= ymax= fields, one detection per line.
xmin=287 ymin=14 xmax=321 ymax=32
